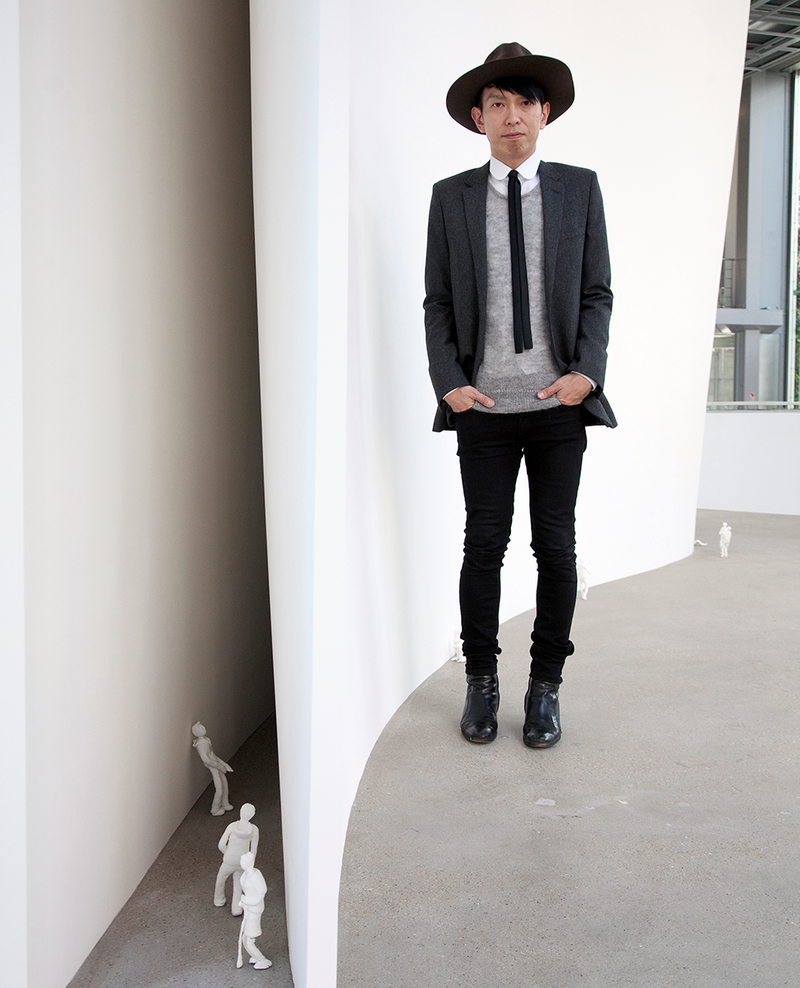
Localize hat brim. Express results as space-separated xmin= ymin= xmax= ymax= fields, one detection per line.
xmin=446 ymin=54 xmax=574 ymax=133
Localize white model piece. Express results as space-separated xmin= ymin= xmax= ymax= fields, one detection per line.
xmin=449 ymin=627 xmax=465 ymax=663
xmin=693 ymin=539 xmax=708 ymax=546
xmin=192 ymin=722 xmax=234 ymax=816
xmin=719 ymin=522 xmax=732 ymax=558
xmin=577 ymin=558 xmax=591 ymax=600
xmin=236 ymin=852 xmax=272 ymax=970
xmin=214 ymin=803 xmax=259 ymax=912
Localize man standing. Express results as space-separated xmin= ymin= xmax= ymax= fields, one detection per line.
xmin=424 ymin=43 xmax=615 ymax=748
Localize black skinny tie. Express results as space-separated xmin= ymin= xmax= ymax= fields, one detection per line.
xmin=508 ymin=170 xmax=533 ymax=353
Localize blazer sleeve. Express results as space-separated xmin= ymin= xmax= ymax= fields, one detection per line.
xmin=566 ymin=172 xmax=613 ymax=390
xmin=423 ymin=185 xmax=471 ymax=403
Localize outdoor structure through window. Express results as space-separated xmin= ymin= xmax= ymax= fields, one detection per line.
xmin=710 ymin=0 xmax=800 ymax=408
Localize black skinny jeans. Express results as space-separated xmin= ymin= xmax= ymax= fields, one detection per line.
xmin=455 ymin=403 xmax=587 ymax=684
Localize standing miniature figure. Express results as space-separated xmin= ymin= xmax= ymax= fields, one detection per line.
xmin=719 ymin=522 xmax=732 ymax=558
xmin=577 ymin=558 xmax=591 ymax=600
xmin=235 ymin=852 xmax=272 ymax=970
xmin=214 ymin=803 xmax=259 ymax=912
xmin=191 ymin=722 xmax=234 ymax=816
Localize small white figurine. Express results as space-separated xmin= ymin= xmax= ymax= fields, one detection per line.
xmin=236 ymin=852 xmax=272 ymax=970
xmin=192 ymin=722 xmax=234 ymax=816
xmin=577 ymin=558 xmax=591 ymax=600
xmin=719 ymin=522 xmax=732 ymax=558
xmin=449 ymin=627 xmax=465 ymax=663
xmin=215 ymin=803 xmax=259 ymax=912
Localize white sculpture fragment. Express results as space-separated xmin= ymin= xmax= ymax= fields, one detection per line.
xmin=719 ymin=522 xmax=732 ymax=558
xmin=449 ymin=626 xmax=465 ymax=663
xmin=236 ymin=852 xmax=272 ymax=970
xmin=192 ymin=722 xmax=234 ymax=816
xmin=214 ymin=803 xmax=259 ymax=912
xmin=577 ymin=558 xmax=591 ymax=600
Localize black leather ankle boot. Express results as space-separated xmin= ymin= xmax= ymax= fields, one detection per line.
xmin=461 ymin=673 xmax=500 ymax=743
xmin=523 ymin=679 xmax=561 ymax=748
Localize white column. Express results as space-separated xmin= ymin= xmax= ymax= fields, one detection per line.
xmin=250 ymin=2 xmax=357 ymax=984
xmin=0 ymin=0 xmax=28 ymax=983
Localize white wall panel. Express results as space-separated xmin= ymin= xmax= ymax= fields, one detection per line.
xmin=0 ymin=1 xmax=28 ymax=984
xmin=699 ymin=411 xmax=800 ymax=514
xmin=17 ymin=4 xmax=271 ymax=987
xmin=251 ymin=2 xmax=748 ymax=986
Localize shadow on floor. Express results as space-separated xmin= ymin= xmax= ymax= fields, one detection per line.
xmin=339 ymin=510 xmax=800 ymax=988
xmin=68 ymin=714 xmax=293 ymax=988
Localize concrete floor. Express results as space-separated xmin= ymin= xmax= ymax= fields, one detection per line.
xmin=64 ymin=510 xmax=798 ymax=988
xmin=338 ymin=510 xmax=800 ymax=988
xmin=67 ymin=715 xmax=293 ymax=988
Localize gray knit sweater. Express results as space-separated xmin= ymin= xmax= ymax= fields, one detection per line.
xmin=473 ymin=183 xmax=561 ymax=413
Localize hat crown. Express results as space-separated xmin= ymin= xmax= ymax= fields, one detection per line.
xmin=484 ymin=42 xmax=533 ymax=64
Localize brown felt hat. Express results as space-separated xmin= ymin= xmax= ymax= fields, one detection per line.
xmin=446 ymin=42 xmax=574 ymax=133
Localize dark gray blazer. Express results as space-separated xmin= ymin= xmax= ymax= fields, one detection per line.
xmin=424 ymin=160 xmax=616 ymax=431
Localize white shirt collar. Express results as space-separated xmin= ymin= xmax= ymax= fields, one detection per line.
xmin=489 ymin=151 xmax=541 ymax=182
xmin=488 ymin=152 xmax=541 ymax=197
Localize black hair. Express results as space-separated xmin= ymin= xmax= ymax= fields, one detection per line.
xmin=475 ymin=75 xmax=547 ymax=110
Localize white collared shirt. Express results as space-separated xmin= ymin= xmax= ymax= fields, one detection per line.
xmin=488 ymin=151 xmax=541 ymax=197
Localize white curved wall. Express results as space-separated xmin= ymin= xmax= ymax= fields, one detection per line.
xmin=252 ymin=2 xmax=749 ymax=987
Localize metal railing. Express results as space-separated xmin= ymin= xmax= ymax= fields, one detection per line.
xmin=706 ymin=400 xmax=800 ymax=410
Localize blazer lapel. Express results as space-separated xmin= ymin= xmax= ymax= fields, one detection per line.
xmin=462 ymin=163 xmax=489 ymax=313
xmin=539 ymin=162 xmax=563 ymax=310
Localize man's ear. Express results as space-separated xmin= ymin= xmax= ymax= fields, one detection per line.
xmin=470 ymin=105 xmax=485 ymax=133
xmin=540 ymin=101 xmax=551 ymax=128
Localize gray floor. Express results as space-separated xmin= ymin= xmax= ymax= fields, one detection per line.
xmin=338 ymin=510 xmax=800 ymax=988
xmin=67 ymin=715 xmax=293 ymax=988
xmin=65 ymin=510 xmax=799 ymax=988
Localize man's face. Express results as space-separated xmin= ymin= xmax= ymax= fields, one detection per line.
xmin=470 ymin=86 xmax=550 ymax=168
